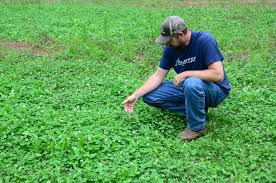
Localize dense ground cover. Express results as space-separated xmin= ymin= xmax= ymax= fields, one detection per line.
xmin=0 ymin=1 xmax=275 ymax=182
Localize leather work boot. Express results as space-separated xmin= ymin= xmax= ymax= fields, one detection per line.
xmin=177 ymin=128 xmax=206 ymax=141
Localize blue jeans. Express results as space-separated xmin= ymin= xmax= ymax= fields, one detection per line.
xmin=143 ymin=77 xmax=228 ymax=131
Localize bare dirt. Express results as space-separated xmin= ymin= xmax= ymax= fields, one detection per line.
xmin=0 ymin=35 xmax=61 ymax=56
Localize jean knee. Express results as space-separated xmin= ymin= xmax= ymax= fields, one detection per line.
xmin=143 ymin=92 xmax=163 ymax=105
xmin=143 ymin=93 xmax=156 ymax=105
xmin=184 ymin=77 xmax=204 ymax=92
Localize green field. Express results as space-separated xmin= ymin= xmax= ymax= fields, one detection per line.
xmin=0 ymin=0 xmax=275 ymax=182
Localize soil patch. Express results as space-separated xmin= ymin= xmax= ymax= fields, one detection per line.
xmin=0 ymin=35 xmax=61 ymax=56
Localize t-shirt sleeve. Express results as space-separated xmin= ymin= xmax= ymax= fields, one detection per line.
xmin=159 ymin=47 xmax=173 ymax=70
xmin=202 ymin=38 xmax=224 ymax=66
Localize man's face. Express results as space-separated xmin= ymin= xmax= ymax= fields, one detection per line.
xmin=166 ymin=36 xmax=182 ymax=48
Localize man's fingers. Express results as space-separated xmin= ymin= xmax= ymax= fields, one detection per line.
xmin=123 ymin=98 xmax=132 ymax=105
xmin=123 ymin=102 xmax=134 ymax=113
xmin=122 ymin=96 xmax=134 ymax=105
xmin=173 ymin=79 xmax=178 ymax=86
xmin=128 ymin=106 xmax=134 ymax=113
xmin=174 ymin=82 xmax=180 ymax=86
xmin=126 ymin=103 xmax=134 ymax=112
xmin=124 ymin=106 xmax=133 ymax=113
xmin=122 ymin=96 xmax=137 ymax=112
xmin=122 ymin=98 xmax=129 ymax=104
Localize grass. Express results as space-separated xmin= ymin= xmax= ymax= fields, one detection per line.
xmin=0 ymin=1 xmax=275 ymax=182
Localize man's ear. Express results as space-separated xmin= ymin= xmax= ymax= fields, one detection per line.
xmin=177 ymin=32 xmax=185 ymax=40
xmin=178 ymin=32 xmax=185 ymax=37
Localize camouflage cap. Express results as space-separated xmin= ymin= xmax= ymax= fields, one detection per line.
xmin=156 ymin=16 xmax=187 ymax=45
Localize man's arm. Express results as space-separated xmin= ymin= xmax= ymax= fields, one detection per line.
xmin=123 ymin=67 xmax=169 ymax=112
xmin=133 ymin=67 xmax=169 ymax=97
xmin=173 ymin=61 xmax=224 ymax=86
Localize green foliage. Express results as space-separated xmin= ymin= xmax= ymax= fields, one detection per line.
xmin=0 ymin=1 xmax=275 ymax=182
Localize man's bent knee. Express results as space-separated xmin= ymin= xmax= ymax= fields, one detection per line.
xmin=143 ymin=93 xmax=160 ymax=105
xmin=184 ymin=77 xmax=204 ymax=92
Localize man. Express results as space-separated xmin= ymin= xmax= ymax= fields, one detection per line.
xmin=122 ymin=16 xmax=231 ymax=141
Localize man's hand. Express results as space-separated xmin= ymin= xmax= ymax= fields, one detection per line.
xmin=122 ymin=94 xmax=139 ymax=113
xmin=122 ymin=68 xmax=168 ymax=112
xmin=173 ymin=72 xmax=188 ymax=86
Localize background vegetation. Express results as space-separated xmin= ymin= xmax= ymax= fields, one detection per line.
xmin=0 ymin=0 xmax=275 ymax=182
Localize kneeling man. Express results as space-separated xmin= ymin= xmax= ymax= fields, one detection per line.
xmin=123 ymin=16 xmax=231 ymax=141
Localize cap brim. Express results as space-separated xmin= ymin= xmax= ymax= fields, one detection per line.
xmin=155 ymin=35 xmax=172 ymax=45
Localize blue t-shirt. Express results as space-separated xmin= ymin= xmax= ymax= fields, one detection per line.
xmin=159 ymin=31 xmax=231 ymax=94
